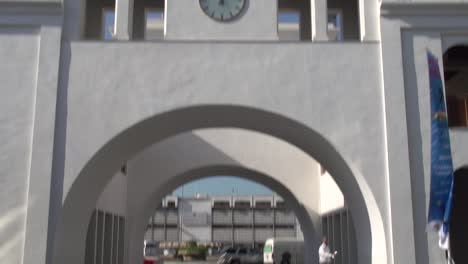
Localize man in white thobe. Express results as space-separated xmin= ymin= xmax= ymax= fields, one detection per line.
xmin=319 ymin=237 xmax=336 ymax=264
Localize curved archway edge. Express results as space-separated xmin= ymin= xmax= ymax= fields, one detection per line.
xmin=54 ymin=105 xmax=387 ymax=264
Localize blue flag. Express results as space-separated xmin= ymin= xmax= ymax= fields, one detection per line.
xmin=427 ymin=51 xmax=454 ymax=238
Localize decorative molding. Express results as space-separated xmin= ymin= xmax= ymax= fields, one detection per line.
xmin=381 ymin=3 xmax=468 ymax=16
xmin=0 ymin=1 xmax=62 ymax=16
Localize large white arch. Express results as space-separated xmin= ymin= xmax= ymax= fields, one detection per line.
xmin=54 ymin=105 xmax=387 ymax=264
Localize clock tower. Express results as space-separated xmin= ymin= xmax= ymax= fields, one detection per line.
xmin=165 ymin=0 xmax=278 ymax=40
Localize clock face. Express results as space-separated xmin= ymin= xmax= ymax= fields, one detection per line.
xmin=199 ymin=0 xmax=247 ymax=22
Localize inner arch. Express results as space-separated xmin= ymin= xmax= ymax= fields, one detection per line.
xmin=131 ymin=166 xmax=317 ymax=264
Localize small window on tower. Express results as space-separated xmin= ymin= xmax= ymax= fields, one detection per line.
xmin=102 ymin=8 xmax=115 ymax=40
xmin=327 ymin=9 xmax=343 ymax=41
xmin=145 ymin=9 xmax=165 ymax=40
xmin=84 ymin=0 xmax=116 ymax=40
xmin=278 ymin=10 xmax=300 ymax=41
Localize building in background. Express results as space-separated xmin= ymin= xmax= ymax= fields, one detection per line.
xmin=145 ymin=195 xmax=302 ymax=248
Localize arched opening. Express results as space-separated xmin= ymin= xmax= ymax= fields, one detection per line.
xmin=139 ymin=174 xmax=312 ymax=264
xmin=443 ymin=45 xmax=468 ymax=127
xmin=53 ymin=105 xmax=386 ymax=264
xmin=449 ymin=167 xmax=468 ymax=263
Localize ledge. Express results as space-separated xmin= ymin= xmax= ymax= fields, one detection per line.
xmin=381 ymin=3 xmax=468 ymax=16
xmin=0 ymin=1 xmax=62 ymax=15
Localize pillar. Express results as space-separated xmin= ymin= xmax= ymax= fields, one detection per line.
xmin=312 ymin=0 xmax=328 ymax=41
xmin=360 ymin=0 xmax=380 ymax=41
xmin=114 ymin=0 xmax=133 ymax=40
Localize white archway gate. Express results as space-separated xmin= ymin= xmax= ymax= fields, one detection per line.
xmin=53 ymin=105 xmax=387 ymax=264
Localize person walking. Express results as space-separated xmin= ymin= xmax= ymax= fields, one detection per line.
xmin=319 ymin=237 xmax=337 ymax=264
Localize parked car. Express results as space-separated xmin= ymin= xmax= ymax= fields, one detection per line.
xmin=143 ymin=240 xmax=163 ymax=264
xmin=217 ymin=247 xmax=263 ymax=264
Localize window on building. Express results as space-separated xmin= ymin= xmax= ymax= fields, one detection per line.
xmin=133 ymin=0 xmax=165 ymax=40
xmin=102 ymin=8 xmax=115 ymax=40
xmin=145 ymin=9 xmax=165 ymax=40
xmin=327 ymin=9 xmax=343 ymax=41
xmin=276 ymin=201 xmax=286 ymax=208
xmin=85 ymin=0 xmax=115 ymax=39
xmin=235 ymin=201 xmax=251 ymax=208
xmin=214 ymin=201 xmax=230 ymax=208
xmin=444 ymin=46 xmax=468 ymax=127
xmin=278 ymin=0 xmax=311 ymax=41
xmin=255 ymin=201 xmax=272 ymax=208
xmin=278 ymin=10 xmax=301 ymax=41
xmin=327 ymin=0 xmax=360 ymax=41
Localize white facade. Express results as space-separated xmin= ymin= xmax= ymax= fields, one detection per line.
xmin=1 ymin=1 xmax=468 ymax=264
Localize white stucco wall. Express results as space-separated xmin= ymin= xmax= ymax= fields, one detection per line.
xmin=96 ymin=171 xmax=127 ymax=216
xmin=0 ymin=27 xmax=39 ymax=264
xmin=320 ymin=172 xmax=345 ymax=214
xmin=54 ymin=41 xmax=387 ymax=264
xmin=63 ymin=42 xmax=386 ymax=212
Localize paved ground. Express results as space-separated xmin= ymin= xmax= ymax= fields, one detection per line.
xmin=164 ymin=261 xmax=216 ymax=264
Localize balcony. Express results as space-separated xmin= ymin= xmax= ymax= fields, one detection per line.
xmin=78 ymin=0 xmax=371 ymax=42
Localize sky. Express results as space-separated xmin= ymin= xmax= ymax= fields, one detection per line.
xmin=172 ymin=176 xmax=275 ymax=197
xmin=278 ymin=11 xmax=300 ymax=24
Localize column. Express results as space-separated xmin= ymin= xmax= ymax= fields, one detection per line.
xmin=359 ymin=0 xmax=380 ymax=41
xmin=380 ymin=17 xmax=418 ymax=264
xmin=311 ymin=0 xmax=328 ymax=41
xmin=114 ymin=0 xmax=134 ymax=40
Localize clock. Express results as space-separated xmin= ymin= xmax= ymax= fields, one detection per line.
xmin=199 ymin=0 xmax=247 ymax=22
